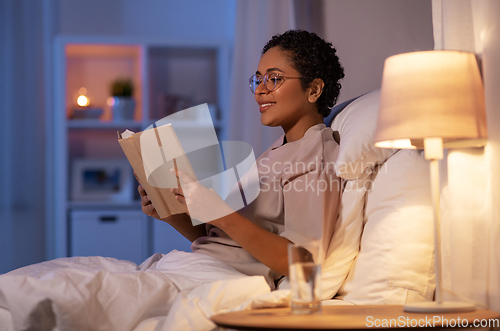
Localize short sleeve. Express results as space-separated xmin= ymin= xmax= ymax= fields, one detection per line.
xmin=280 ymin=167 xmax=341 ymax=262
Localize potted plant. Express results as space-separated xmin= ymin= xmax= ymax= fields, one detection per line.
xmin=109 ymin=78 xmax=136 ymax=120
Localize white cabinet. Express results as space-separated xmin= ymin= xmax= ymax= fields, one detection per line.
xmin=49 ymin=36 xmax=230 ymax=261
xmin=70 ymin=210 xmax=148 ymax=265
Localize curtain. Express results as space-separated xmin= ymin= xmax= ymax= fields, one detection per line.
xmin=227 ymin=0 xmax=322 ymax=156
xmin=432 ymin=0 xmax=500 ymax=311
xmin=0 ymin=0 xmax=53 ymax=273
xmin=227 ymin=0 xmax=296 ymax=156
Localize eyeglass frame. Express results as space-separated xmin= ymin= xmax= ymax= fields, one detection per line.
xmin=249 ymin=72 xmax=309 ymax=94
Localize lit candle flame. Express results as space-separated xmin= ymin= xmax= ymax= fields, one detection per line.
xmin=77 ymin=95 xmax=90 ymax=107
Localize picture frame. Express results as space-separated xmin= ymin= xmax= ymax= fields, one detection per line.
xmin=71 ymin=158 xmax=133 ymax=202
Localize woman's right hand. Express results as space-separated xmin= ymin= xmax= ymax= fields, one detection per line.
xmin=137 ymin=181 xmax=206 ymax=242
xmin=138 ymin=184 xmax=161 ymax=220
xmin=135 ymin=171 xmax=161 ymax=220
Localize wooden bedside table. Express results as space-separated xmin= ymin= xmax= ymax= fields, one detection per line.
xmin=211 ymin=305 xmax=500 ymax=330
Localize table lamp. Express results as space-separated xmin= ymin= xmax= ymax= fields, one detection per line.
xmin=374 ymin=50 xmax=487 ymax=313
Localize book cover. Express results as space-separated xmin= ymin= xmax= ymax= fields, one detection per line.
xmin=118 ymin=123 xmax=196 ymax=219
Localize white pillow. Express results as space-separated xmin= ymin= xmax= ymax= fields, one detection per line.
xmin=310 ymin=89 xmax=434 ymax=302
xmin=279 ymin=174 xmax=371 ymax=300
xmin=318 ymin=90 xmax=399 ymax=299
xmin=320 ymin=173 xmax=373 ymax=299
xmin=315 ymin=91 xmax=403 ymax=300
xmin=337 ymin=149 xmax=436 ymax=304
xmin=332 ymin=90 xmax=398 ymax=180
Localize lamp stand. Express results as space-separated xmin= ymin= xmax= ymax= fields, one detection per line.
xmin=404 ymin=138 xmax=475 ymax=313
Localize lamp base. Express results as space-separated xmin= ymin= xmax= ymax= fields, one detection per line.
xmin=404 ymin=301 xmax=476 ymax=313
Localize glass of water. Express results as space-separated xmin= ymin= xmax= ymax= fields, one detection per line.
xmin=288 ymin=242 xmax=322 ymax=314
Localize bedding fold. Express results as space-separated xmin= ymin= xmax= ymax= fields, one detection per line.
xmin=0 ymin=251 xmax=279 ymax=331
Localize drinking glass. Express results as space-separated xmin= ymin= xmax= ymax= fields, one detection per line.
xmin=288 ymin=242 xmax=322 ymax=314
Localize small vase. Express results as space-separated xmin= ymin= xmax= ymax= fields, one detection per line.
xmin=110 ymin=97 xmax=135 ymax=120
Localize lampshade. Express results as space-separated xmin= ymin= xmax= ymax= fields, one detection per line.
xmin=375 ymin=50 xmax=487 ymax=149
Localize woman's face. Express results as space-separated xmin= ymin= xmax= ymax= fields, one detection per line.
xmin=254 ymin=47 xmax=314 ymax=131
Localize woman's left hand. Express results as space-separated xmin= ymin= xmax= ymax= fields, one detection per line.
xmin=171 ymin=169 xmax=235 ymax=224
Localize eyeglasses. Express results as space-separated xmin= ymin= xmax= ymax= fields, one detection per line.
xmin=249 ymin=73 xmax=307 ymax=94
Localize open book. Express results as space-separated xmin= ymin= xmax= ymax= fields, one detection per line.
xmin=118 ymin=123 xmax=196 ymax=219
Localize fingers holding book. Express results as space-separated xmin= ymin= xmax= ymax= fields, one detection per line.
xmin=138 ymin=183 xmax=161 ymax=220
xmin=171 ymin=187 xmax=186 ymax=206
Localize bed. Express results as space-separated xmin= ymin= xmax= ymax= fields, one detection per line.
xmin=0 ymin=90 xmax=435 ymax=331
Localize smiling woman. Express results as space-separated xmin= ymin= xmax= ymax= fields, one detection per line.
xmin=259 ymin=31 xmax=344 ymax=115
xmin=0 ymin=30 xmax=349 ymax=330
xmin=140 ymin=30 xmax=346 ymax=291
xmin=253 ymin=47 xmax=320 ymax=139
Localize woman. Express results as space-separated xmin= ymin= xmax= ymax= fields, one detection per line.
xmin=139 ymin=30 xmax=345 ymax=289
xmin=0 ymin=30 xmax=345 ymax=330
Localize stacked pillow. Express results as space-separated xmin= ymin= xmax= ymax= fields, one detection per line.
xmin=329 ymin=90 xmax=398 ymax=180
xmin=322 ymin=90 xmax=436 ymax=303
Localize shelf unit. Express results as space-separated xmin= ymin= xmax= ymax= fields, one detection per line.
xmin=49 ymin=35 xmax=230 ymax=263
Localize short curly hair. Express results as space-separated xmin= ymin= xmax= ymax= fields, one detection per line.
xmin=262 ymin=30 xmax=344 ymax=117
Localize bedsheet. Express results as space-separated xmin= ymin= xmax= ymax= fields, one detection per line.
xmin=0 ymin=251 xmax=290 ymax=331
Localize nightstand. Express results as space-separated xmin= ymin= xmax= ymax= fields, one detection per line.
xmin=211 ymin=305 xmax=500 ymax=330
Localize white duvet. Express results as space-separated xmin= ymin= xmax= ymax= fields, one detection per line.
xmin=0 ymin=251 xmax=290 ymax=331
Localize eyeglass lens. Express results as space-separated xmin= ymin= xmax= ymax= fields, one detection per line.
xmin=249 ymin=73 xmax=283 ymax=94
